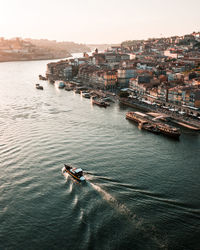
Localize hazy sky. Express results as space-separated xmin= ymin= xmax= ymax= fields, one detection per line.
xmin=0 ymin=0 xmax=200 ymax=44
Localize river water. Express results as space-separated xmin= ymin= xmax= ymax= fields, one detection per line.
xmin=0 ymin=59 xmax=200 ymax=250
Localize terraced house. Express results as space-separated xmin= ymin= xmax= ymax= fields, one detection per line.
xmin=168 ymin=86 xmax=200 ymax=107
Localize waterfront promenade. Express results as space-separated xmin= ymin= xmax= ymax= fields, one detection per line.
xmin=118 ymin=97 xmax=200 ymax=130
xmin=64 ymin=77 xmax=200 ymax=131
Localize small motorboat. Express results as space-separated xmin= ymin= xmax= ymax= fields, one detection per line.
xmin=39 ymin=75 xmax=47 ymax=80
xmin=62 ymin=164 xmax=85 ymax=182
xmin=58 ymin=82 xmax=65 ymax=89
xmin=82 ymin=92 xmax=91 ymax=98
xmin=75 ymin=89 xmax=81 ymax=94
xmin=92 ymin=99 xmax=109 ymax=107
xmin=65 ymin=85 xmax=73 ymax=91
xmin=102 ymin=97 xmax=115 ymax=103
xmin=36 ymin=84 xmax=43 ymax=90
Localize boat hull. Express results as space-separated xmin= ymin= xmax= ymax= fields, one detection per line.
xmin=126 ymin=114 xmax=139 ymax=123
xmin=36 ymin=84 xmax=43 ymax=90
xmin=62 ymin=166 xmax=85 ymax=182
xmin=158 ymin=129 xmax=180 ymax=139
xmin=142 ymin=125 xmax=160 ymax=134
xmin=92 ymin=100 xmax=108 ymax=107
xmin=126 ymin=112 xmax=181 ymax=138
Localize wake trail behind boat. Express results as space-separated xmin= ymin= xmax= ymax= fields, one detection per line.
xmin=89 ymin=181 xmax=168 ymax=249
xmin=90 ymin=182 xmax=136 ymax=221
xmin=84 ymin=173 xmax=119 ymax=184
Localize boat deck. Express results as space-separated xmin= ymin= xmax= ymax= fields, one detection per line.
xmin=147 ymin=112 xmax=170 ymax=118
xmin=171 ymin=120 xmax=200 ymax=131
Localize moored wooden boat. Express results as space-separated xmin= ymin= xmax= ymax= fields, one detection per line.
xmin=58 ymin=82 xmax=65 ymax=89
xmin=35 ymin=84 xmax=43 ymax=90
xmin=126 ymin=111 xmax=181 ymax=138
xmin=82 ymin=92 xmax=91 ymax=98
xmin=142 ymin=123 xmax=160 ymax=134
xmin=39 ymin=75 xmax=47 ymax=80
xmin=156 ymin=123 xmax=181 ymax=139
xmin=92 ymin=99 xmax=109 ymax=107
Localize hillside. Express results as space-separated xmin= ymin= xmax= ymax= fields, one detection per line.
xmin=0 ymin=37 xmax=71 ymax=62
xmin=26 ymin=39 xmax=90 ymax=54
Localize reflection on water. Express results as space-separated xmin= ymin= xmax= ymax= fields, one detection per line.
xmin=0 ymin=60 xmax=200 ymax=250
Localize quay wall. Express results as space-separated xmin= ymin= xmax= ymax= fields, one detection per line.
xmin=119 ymin=98 xmax=152 ymax=112
xmin=119 ymin=98 xmax=200 ymax=130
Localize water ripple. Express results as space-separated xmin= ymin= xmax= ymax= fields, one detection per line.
xmin=0 ymin=60 xmax=200 ymax=250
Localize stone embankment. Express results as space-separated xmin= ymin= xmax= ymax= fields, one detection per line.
xmin=119 ymin=98 xmax=200 ymax=131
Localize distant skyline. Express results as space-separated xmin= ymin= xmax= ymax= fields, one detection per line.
xmin=0 ymin=0 xmax=200 ymax=44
